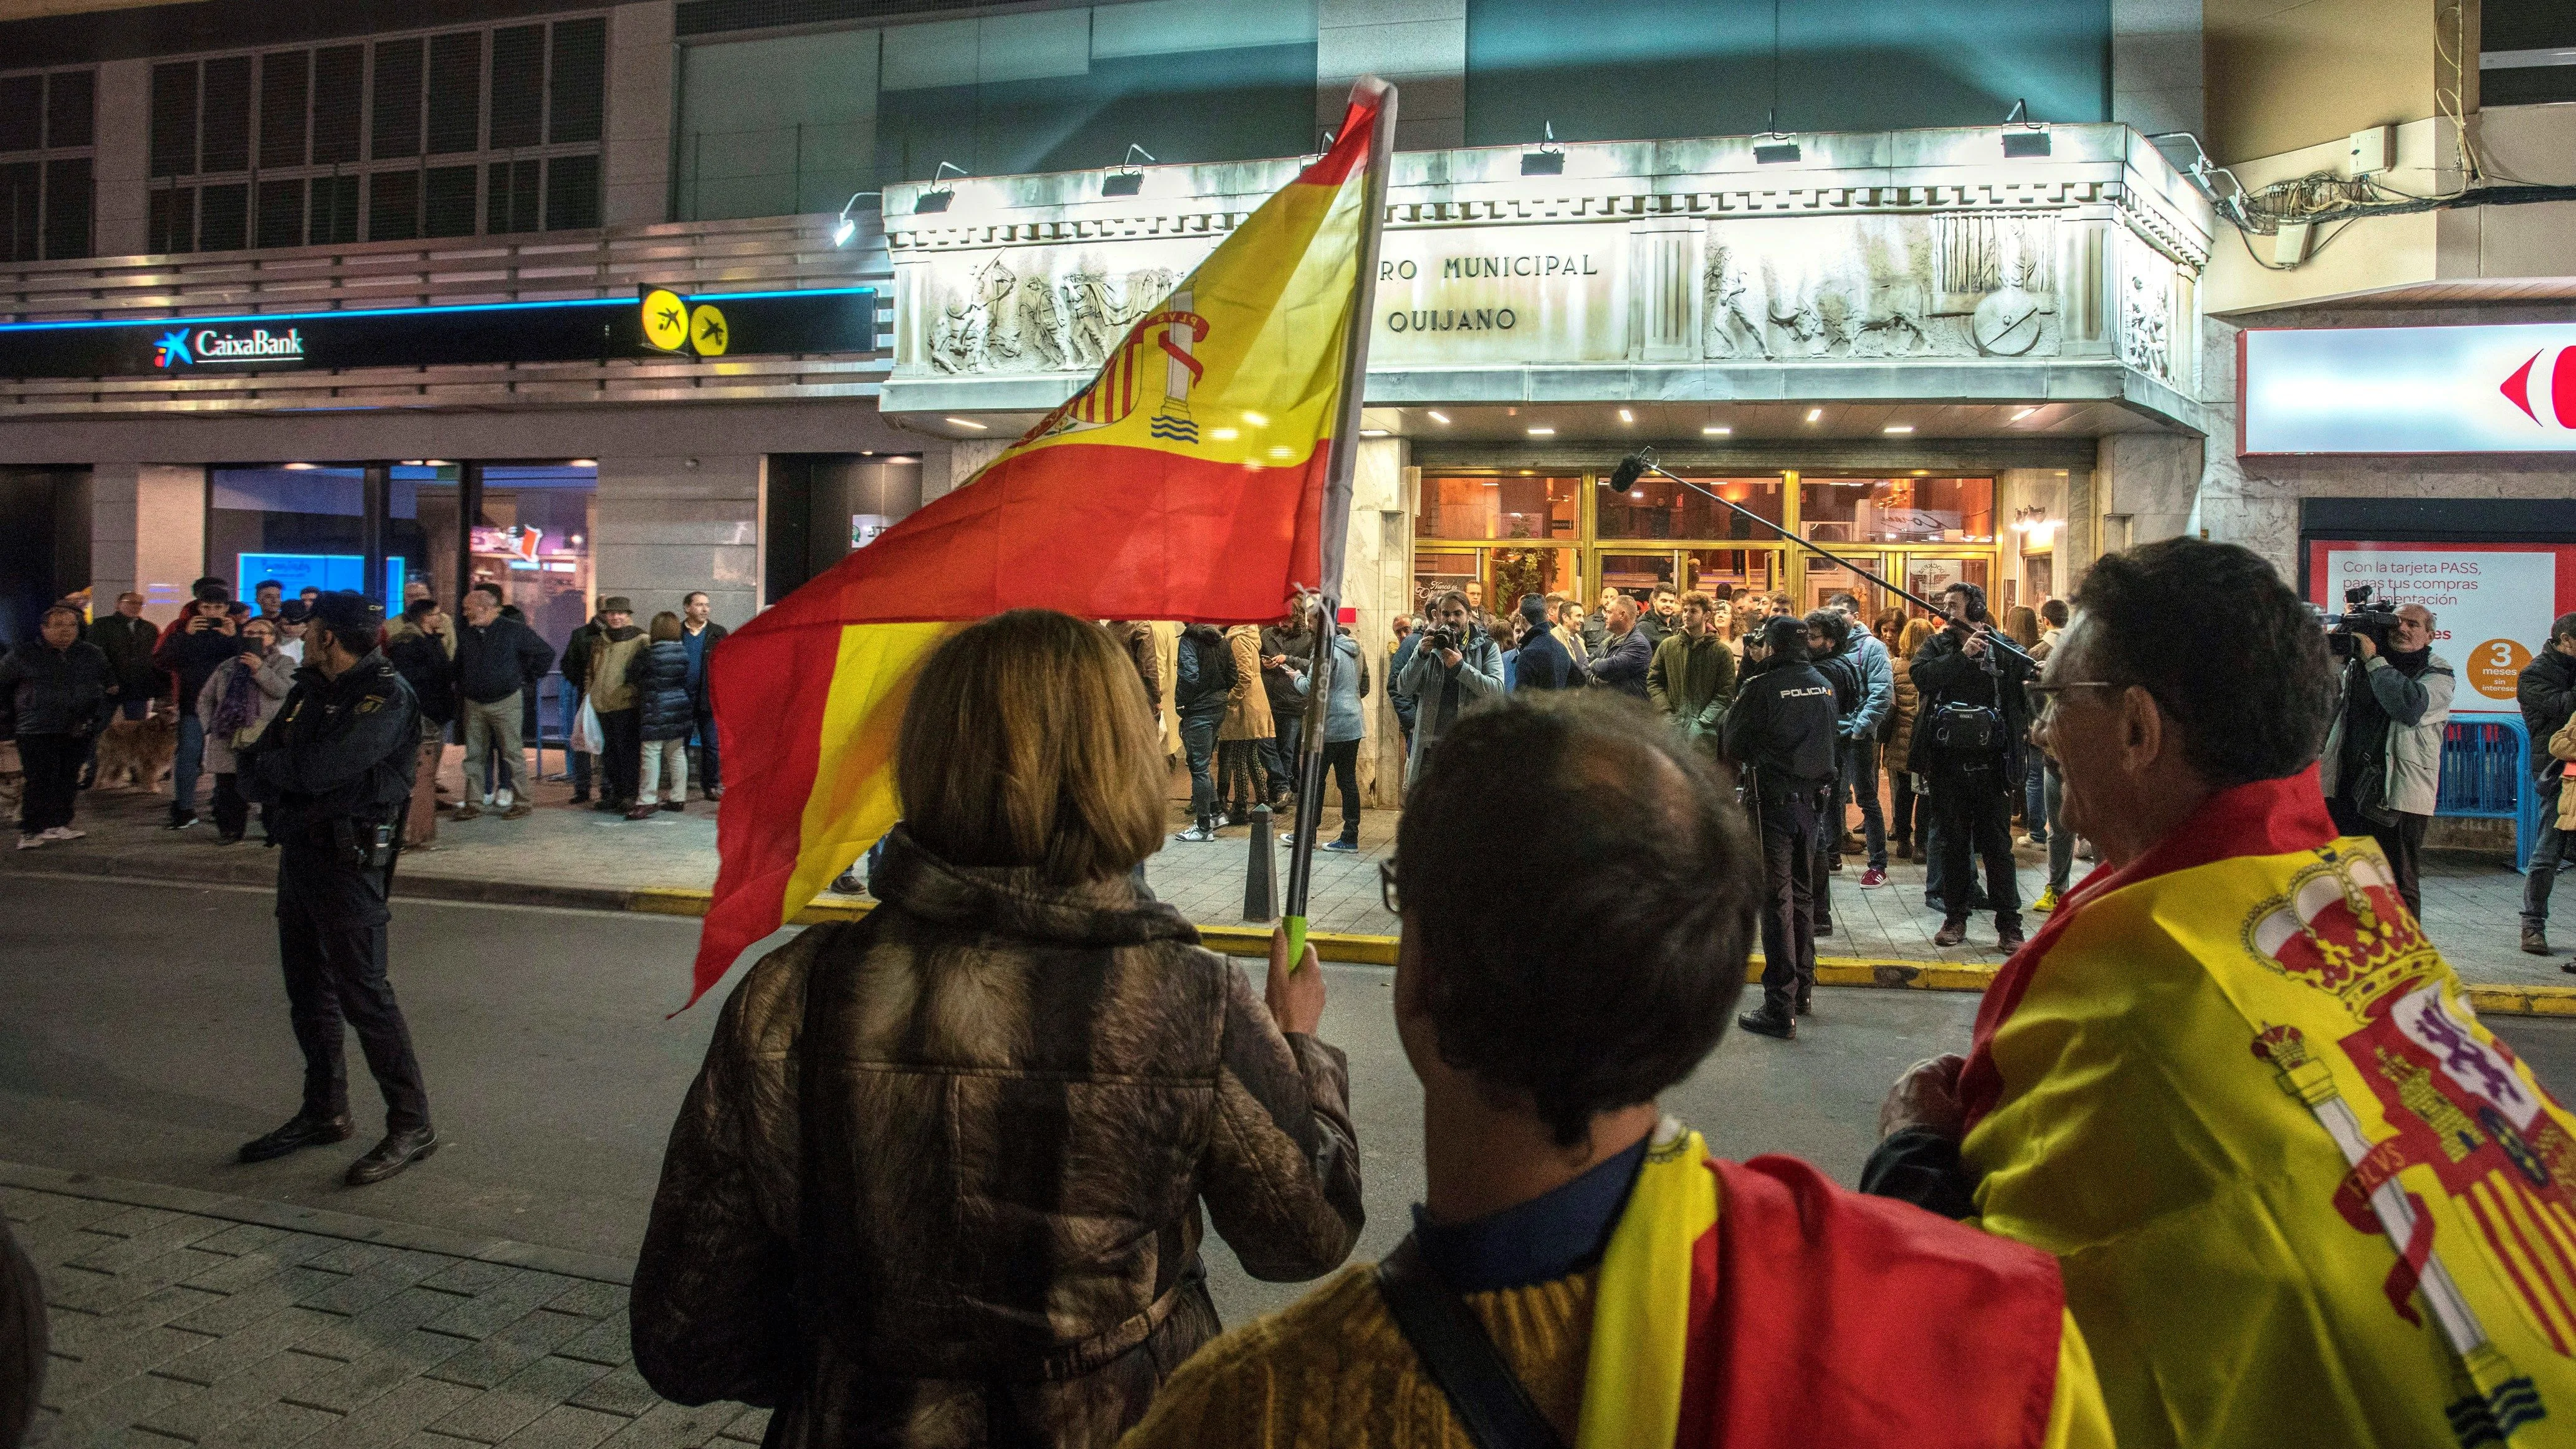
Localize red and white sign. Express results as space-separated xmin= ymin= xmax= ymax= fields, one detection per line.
xmin=2308 ymin=540 xmax=2576 ymax=713
xmin=2244 ymin=323 xmax=2576 ymax=454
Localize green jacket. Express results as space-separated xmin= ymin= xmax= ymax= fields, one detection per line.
xmin=1647 ymin=632 xmax=1739 ymax=742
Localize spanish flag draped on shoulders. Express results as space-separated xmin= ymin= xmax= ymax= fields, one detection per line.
xmin=1956 ymin=764 xmax=2576 ymax=1447
xmin=1120 ymin=1116 xmax=2111 ymax=1449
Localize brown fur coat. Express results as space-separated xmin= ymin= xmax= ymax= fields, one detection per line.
xmin=631 ymin=828 xmax=1364 ymax=1448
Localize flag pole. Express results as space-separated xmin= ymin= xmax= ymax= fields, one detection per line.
xmin=1283 ymin=75 xmax=1397 ymax=972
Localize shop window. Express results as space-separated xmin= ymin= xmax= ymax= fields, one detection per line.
xmin=1682 ymin=548 xmax=1781 ymax=608
xmin=1 ymin=67 xmax=97 ymax=261
xmin=1596 ymin=552 xmax=1677 ymax=605
xmin=1410 ymin=547 xmax=1575 ymax=620
xmin=1801 ymin=477 xmax=1995 ymax=545
xmin=209 ymin=467 xmax=370 ymax=601
xmin=1419 ymin=474 xmax=1578 ymax=543
xmin=1595 ymin=474 xmax=1780 ymax=542
xmin=308 ymin=174 xmax=360 ymax=244
xmin=472 ymin=464 xmax=596 ymax=655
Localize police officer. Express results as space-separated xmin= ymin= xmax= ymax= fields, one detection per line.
xmin=235 ymin=591 xmax=438 ymax=1184
xmin=1721 ymin=615 xmax=1841 ymax=1041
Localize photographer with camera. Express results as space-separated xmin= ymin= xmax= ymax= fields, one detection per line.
xmin=1394 ymin=588 xmax=1502 ymax=794
xmin=1908 ymin=581 xmax=2035 ymax=952
xmin=2317 ymin=598 xmax=2451 ymax=919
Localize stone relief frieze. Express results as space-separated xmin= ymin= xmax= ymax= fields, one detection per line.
xmin=922 ymin=249 xmax=1185 ymax=375
xmin=1701 ymin=214 xmax=2062 ymax=362
xmin=2121 ymin=267 xmax=2175 ymax=385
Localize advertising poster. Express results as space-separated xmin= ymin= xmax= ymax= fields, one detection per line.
xmin=2307 ymin=540 xmax=2576 ymax=714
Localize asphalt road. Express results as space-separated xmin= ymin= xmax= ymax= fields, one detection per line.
xmin=7 ymin=875 xmax=2576 ymax=1326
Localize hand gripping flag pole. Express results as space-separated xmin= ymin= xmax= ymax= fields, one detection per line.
xmin=1282 ymin=77 xmax=1397 ymax=972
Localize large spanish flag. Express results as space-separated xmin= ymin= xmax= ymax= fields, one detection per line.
xmin=687 ymin=83 xmax=1391 ymax=1005
xmin=1958 ymin=769 xmax=2576 ymax=1447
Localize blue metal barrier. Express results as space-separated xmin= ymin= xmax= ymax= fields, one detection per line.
xmin=2436 ymin=716 xmax=2540 ymax=871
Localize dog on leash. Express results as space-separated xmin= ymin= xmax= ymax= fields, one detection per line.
xmin=92 ymin=711 xmax=178 ymax=791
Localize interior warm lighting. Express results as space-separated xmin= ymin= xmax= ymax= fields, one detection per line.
xmin=568 ymin=458 xmax=597 ymax=467
xmin=1618 ymin=409 xmax=1634 ymax=424
xmin=1702 ymin=425 xmax=1731 ymax=436
xmin=1426 ymin=411 xmax=1451 ymax=424
xmin=1805 ymin=408 xmax=1823 ymax=423
xmin=423 ymin=460 xmax=450 ymax=467
xmin=945 ymin=416 xmax=988 ymax=431
xmin=282 ymin=462 xmax=317 ymax=470
xmin=1629 ymin=490 xmax=1645 ymax=500
xmin=1883 ymin=425 xmax=1914 ymax=434
xmin=1527 ymin=426 xmax=1555 ymax=436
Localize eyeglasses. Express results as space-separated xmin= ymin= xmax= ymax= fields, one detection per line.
xmin=1380 ymin=859 xmax=1400 ymax=914
xmin=2024 ymin=680 xmax=2125 ymax=723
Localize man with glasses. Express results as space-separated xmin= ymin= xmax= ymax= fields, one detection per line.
xmin=1864 ymin=538 xmax=2576 ymax=1449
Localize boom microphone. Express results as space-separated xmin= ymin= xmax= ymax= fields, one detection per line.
xmin=1608 ymin=450 xmax=1651 ymax=494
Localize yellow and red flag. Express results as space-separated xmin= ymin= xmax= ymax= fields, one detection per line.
xmin=1959 ymin=769 xmax=2576 ymax=1447
xmin=687 ymin=83 xmax=1391 ymax=1005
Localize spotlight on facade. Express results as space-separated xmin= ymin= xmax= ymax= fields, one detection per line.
xmin=914 ymin=163 xmax=966 ymax=214
xmin=831 ymin=192 xmax=879 ymax=247
xmin=1522 ymin=122 xmax=1565 ymax=176
xmin=2001 ymin=99 xmax=2051 ymax=157
xmin=1753 ymin=135 xmax=1801 ymax=165
xmin=1103 ymin=144 xmax=1155 ymax=196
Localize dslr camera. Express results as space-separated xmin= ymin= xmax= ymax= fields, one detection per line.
xmin=1419 ymin=625 xmax=1461 ymax=656
xmin=2326 ymin=584 xmax=2400 ymax=659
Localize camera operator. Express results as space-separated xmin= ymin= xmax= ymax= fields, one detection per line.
xmin=2318 ymin=601 xmax=2451 ymax=919
xmin=1723 ymin=615 xmax=1841 ymax=1039
xmin=1393 ymin=588 xmax=1501 ymax=795
xmin=1908 ymin=581 xmax=2034 ymax=952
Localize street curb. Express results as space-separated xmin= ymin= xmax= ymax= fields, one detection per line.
xmin=0 ymin=1160 xmax=633 ymax=1285
xmin=28 ymin=860 xmax=2576 ymax=1017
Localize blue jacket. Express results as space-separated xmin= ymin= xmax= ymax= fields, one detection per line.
xmin=1510 ymin=624 xmax=1576 ymax=692
xmin=1292 ymin=631 xmax=1370 ymax=745
xmin=1586 ymin=627 xmax=1653 ymax=699
xmin=1839 ymin=631 xmax=1894 ymax=741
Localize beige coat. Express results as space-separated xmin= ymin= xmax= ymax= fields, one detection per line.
xmin=2554 ymin=709 xmax=2576 ymax=829
xmin=1219 ymin=625 xmax=1272 ymax=742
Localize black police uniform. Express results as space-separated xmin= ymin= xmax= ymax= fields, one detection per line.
xmin=1907 ymin=621 xmax=2035 ymax=937
xmin=1722 ymin=650 xmax=1840 ymax=1028
xmin=240 ymin=648 xmax=432 ymax=1137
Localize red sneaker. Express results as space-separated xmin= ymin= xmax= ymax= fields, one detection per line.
xmin=1859 ymin=868 xmax=1887 ymax=889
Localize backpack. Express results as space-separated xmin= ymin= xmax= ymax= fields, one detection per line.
xmin=1178 ymin=629 xmax=1234 ymax=709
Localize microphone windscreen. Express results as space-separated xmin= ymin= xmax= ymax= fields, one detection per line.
xmin=1608 ymin=454 xmax=1646 ymax=492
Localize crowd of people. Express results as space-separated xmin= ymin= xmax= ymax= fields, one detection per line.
xmin=0 ymin=577 xmax=732 ymax=851
xmin=613 ymin=537 xmax=2576 ymax=1448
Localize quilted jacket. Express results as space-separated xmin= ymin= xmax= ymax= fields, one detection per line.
xmin=630 ymin=828 xmax=1365 ymax=1448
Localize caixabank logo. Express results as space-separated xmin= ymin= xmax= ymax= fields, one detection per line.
xmin=153 ymin=325 xmax=306 ymax=369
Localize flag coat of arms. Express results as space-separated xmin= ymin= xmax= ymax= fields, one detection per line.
xmin=689 ymin=84 xmax=1390 ymax=1007
xmin=1960 ymin=770 xmax=2576 ymax=1448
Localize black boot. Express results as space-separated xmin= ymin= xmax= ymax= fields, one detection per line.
xmin=1737 ymin=1003 xmax=1796 ymax=1040
xmin=346 ymin=1125 xmax=439 ymax=1185
xmin=238 ymin=1112 xmax=353 ymax=1163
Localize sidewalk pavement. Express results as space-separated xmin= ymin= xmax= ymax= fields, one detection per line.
xmin=10 ymin=747 xmax=2559 ymax=992
xmin=7 ymin=1161 xmax=759 ymax=1449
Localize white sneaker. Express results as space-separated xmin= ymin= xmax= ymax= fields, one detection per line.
xmin=16 ymin=834 xmax=44 ymax=850
xmin=494 ymin=788 xmax=513 ymax=809
xmin=40 ymin=827 xmax=84 ymax=842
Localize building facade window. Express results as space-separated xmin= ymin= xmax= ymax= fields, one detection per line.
xmin=147 ymin=16 xmax=606 ymax=255
xmin=676 ymin=0 xmax=1317 ymax=221
xmin=0 ymin=66 xmax=95 ymax=262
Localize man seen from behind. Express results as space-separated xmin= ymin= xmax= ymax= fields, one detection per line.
xmin=2521 ymin=611 xmax=2576 ymax=957
xmin=1121 ymin=692 xmax=2109 ymax=1449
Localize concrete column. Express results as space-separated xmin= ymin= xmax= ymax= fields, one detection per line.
xmin=603 ymin=0 xmax=677 ymax=228
xmin=1317 ymin=0 xmax=1466 ymax=151
xmin=90 ymin=462 xmax=204 ymax=623
xmin=92 ymin=60 xmax=151 ymax=257
xmin=593 ymin=453 xmax=760 ymax=629
xmin=920 ymin=437 xmax=1007 ymax=506
xmin=1340 ymin=439 xmax=1411 ymax=806
xmin=2096 ymin=433 xmax=2203 ymax=558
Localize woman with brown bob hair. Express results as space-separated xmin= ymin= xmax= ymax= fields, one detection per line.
xmin=632 ymin=609 xmax=1365 ymax=1449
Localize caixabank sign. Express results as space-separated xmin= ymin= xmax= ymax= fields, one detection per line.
xmin=0 ymin=285 xmax=878 ymax=379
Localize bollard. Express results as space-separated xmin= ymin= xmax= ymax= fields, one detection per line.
xmin=1243 ymin=803 xmax=1278 ymax=922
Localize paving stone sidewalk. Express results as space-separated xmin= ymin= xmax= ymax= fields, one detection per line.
xmin=10 ymin=747 xmax=2552 ymax=987
xmin=10 ymin=1169 xmax=756 ymax=1449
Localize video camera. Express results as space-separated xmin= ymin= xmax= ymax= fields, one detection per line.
xmin=2326 ymin=584 xmax=2401 ymax=659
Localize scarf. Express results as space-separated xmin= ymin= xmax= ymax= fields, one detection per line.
xmin=208 ymin=656 xmax=267 ymax=737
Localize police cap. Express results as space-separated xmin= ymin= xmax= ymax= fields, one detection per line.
xmin=308 ymin=590 xmax=382 ymax=638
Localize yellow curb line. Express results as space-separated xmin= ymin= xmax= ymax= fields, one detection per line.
xmin=615 ymin=886 xmax=2576 ymax=1017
